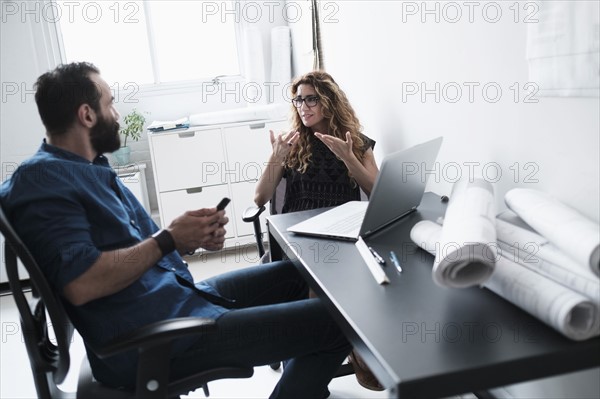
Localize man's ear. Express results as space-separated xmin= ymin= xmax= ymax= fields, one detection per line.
xmin=77 ymin=104 xmax=96 ymax=128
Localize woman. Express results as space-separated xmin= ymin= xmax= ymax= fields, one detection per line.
xmin=255 ymin=71 xmax=379 ymax=213
xmin=254 ymin=71 xmax=383 ymax=391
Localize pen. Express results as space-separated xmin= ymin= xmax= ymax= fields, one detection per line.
xmin=368 ymin=246 xmax=386 ymax=265
xmin=389 ymin=251 xmax=403 ymax=273
xmin=356 ymin=237 xmax=389 ymax=284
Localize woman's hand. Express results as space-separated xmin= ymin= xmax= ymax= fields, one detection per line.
xmin=271 ymin=129 xmax=300 ymax=162
xmin=314 ymin=131 xmax=355 ymax=162
xmin=315 ymin=131 xmax=379 ymax=196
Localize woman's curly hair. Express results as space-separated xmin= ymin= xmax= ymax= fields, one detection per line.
xmin=286 ymin=71 xmax=365 ymax=173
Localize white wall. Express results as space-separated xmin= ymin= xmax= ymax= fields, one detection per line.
xmin=1 ymin=8 xmax=56 ymax=284
xmin=1 ymin=10 xmax=51 ymax=177
xmin=321 ymin=1 xmax=599 ymax=397
xmin=321 ymin=1 xmax=599 ymax=222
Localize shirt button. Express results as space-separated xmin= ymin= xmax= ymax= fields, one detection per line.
xmin=171 ymin=268 xmax=176 ymax=272
xmin=130 ymin=220 xmax=136 ymax=225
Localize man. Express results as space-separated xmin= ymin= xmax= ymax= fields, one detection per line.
xmin=0 ymin=62 xmax=351 ymax=398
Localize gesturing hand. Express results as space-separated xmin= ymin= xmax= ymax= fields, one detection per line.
xmin=314 ymin=131 xmax=354 ymax=162
xmin=270 ymin=129 xmax=300 ymax=162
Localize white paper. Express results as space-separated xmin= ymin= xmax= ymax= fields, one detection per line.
xmin=411 ymin=220 xmax=600 ymax=341
xmin=496 ymin=218 xmax=600 ymax=302
xmin=431 ymin=178 xmax=497 ymax=288
xmin=497 ymin=241 xmax=600 ymax=304
xmin=526 ymin=1 xmax=600 ymax=97
xmin=147 ymin=117 xmax=189 ymax=130
xmin=505 ymin=188 xmax=600 ymax=277
xmin=486 ymin=256 xmax=599 ymax=341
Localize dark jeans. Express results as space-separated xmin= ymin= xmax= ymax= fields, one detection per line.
xmin=169 ymin=260 xmax=352 ymax=398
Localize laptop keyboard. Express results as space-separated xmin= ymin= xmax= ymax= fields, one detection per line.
xmin=323 ymin=209 xmax=366 ymax=234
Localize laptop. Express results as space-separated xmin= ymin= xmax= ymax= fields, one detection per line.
xmin=287 ymin=136 xmax=443 ymax=241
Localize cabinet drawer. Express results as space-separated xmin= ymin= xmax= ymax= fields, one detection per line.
xmin=151 ymin=129 xmax=226 ymax=192
xmin=158 ymin=185 xmax=234 ymax=239
xmin=223 ymin=120 xmax=287 ymax=183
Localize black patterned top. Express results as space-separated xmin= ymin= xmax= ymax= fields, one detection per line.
xmin=281 ymin=133 xmax=375 ymax=214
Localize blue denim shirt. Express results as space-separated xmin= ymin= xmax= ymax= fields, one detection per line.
xmin=0 ymin=141 xmax=229 ymax=387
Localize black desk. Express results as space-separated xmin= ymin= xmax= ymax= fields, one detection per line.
xmin=267 ymin=192 xmax=600 ymax=398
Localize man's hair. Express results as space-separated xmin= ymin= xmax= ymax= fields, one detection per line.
xmin=34 ymin=62 xmax=101 ymax=136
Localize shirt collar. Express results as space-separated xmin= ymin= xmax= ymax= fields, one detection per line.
xmin=41 ymin=139 xmax=111 ymax=167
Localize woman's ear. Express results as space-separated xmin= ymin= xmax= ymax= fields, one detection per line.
xmin=77 ymin=103 xmax=96 ymax=128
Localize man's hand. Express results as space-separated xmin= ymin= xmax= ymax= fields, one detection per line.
xmin=168 ymin=208 xmax=229 ymax=253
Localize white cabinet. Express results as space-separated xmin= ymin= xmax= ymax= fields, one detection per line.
xmin=148 ymin=119 xmax=286 ymax=251
xmin=151 ymin=129 xmax=225 ymax=192
xmin=116 ymin=163 xmax=151 ymax=213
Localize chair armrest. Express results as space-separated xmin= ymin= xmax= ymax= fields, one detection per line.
xmin=242 ymin=205 xmax=266 ymax=223
xmin=93 ymin=317 xmax=247 ymax=398
xmin=95 ymin=317 xmax=217 ymax=359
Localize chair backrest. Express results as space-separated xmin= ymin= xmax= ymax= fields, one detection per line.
xmin=0 ymin=204 xmax=75 ymax=399
xmin=269 ymin=178 xmax=287 ymax=216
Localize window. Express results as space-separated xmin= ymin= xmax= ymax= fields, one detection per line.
xmin=55 ymin=0 xmax=240 ymax=87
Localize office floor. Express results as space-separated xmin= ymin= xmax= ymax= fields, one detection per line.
xmin=0 ymin=247 xmax=472 ymax=398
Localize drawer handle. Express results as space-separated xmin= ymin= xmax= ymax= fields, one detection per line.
xmin=178 ymin=132 xmax=196 ymax=138
xmin=186 ymin=187 xmax=203 ymax=194
xmin=249 ymin=123 xmax=265 ymax=130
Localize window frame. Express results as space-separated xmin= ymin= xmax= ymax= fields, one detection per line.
xmin=48 ymin=0 xmax=247 ymax=98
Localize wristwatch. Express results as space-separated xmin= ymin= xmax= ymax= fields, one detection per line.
xmin=151 ymin=229 xmax=176 ymax=257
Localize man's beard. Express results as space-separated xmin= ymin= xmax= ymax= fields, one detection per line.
xmin=90 ymin=114 xmax=121 ymax=155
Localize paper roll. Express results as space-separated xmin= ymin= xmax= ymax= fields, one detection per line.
xmin=495 ymin=216 xmax=600 ymax=302
xmin=432 ymin=178 xmax=497 ymax=288
xmin=410 ymin=220 xmax=443 ymax=254
xmin=243 ymin=25 xmax=267 ymax=105
xmin=485 ymin=256 xmax=599 ymax=341
xmin=411 ymin=220 xmax=600 ymax=341
xmin=270 ymin=26 xmax=292 ymax=104
xmin=505 ymin=188 xmax=600 ymax=277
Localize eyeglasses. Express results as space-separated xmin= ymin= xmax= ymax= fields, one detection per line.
xmin=292 ymin=95 xmax=319 ymax=108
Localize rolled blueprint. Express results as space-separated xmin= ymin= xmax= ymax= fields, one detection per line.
xmin=505 ymin=188 xmax=600 ymax=277
xmin=242 ymin=25 xmax=267 ymax=105
xmin=270 ymin=26 xmax=292 ymax=104
xmin=411 ymin=220 xmax=600 ymax=341
xmin=486 ymin=256 xmax=600 ymax=341
xmin=430 ymin=178 xmax=497 ymax=288
xmin=496 ymin=216 xmax=600 ymax=302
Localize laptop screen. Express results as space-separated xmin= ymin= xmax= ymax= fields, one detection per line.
xmin=359 ymin=136 xmax=443 ymax=236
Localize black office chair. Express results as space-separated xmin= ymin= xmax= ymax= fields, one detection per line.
xmin=0 ymin=204 xmax=254 ymax=399
xmin=242 ymin=179 xmax=286 ymax=262
xmin=242 ymin=179 xmax=371 ymax=262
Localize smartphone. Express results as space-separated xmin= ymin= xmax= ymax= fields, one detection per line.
xmin=216 ymin=197 xmax=231 ymax=211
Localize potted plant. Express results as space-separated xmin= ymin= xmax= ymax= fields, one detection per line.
xmin=113 ymin=108 xmax=146 ymax=166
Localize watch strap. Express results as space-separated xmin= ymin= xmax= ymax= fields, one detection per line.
xmin=152 ymin=229 xmax=176 ymax=257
